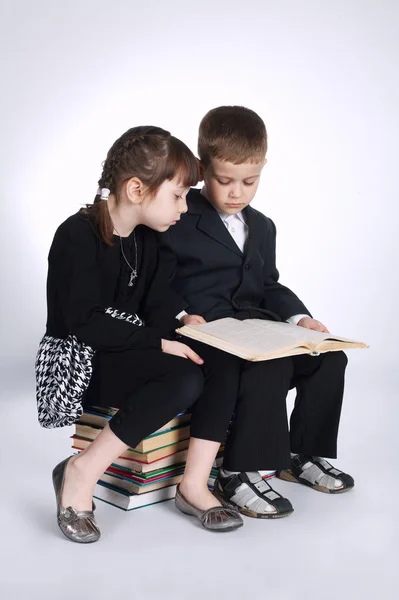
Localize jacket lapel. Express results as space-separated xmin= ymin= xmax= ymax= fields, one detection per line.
xmin=243 ymin=205 xmax=264 ymax=258
xmin=193 ymin=196 xmax=243 ymax=257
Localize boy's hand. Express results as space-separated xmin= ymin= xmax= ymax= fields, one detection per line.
xmin=161 ymin=339 xmax=204 ymax=365
xmin=180 ymin=314 xmax=206 ymax=326
xmin=297 ymin=317 xmax=330 ymax=333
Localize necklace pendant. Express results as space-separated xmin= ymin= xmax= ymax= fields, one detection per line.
xmin=128 ymin=270 xmax=137 ymax=287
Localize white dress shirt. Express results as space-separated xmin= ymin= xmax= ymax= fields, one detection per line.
xmin=217 ymin=210 xmax=248 ymax=253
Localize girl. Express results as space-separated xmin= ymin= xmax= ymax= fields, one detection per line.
xmin=37 ymin=126 xmax=242 ymax=543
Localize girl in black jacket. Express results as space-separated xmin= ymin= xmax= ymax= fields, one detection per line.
xmin=37 ymin=126 xmax=242 ymax=543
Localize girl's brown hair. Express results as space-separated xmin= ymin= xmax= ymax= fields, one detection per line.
xmin=84 ymin=126 xmax=199 ymax=245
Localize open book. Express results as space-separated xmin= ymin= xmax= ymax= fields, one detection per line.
xmin=177 ymin=318 xmax=367 ymax=362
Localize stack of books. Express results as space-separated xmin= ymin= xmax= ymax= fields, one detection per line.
xmin=71 ymin=406 xmax=222 ymax=511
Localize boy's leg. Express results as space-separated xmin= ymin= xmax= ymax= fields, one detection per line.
xmin=223 ymin=357 xmax=294 ymax=471
xmin=216 ymin=357 xmax=295 ymax=518
xmin=289 ymin=351 xmax=348 ymax=457
xmin=279 ymin=351 xmax=354 ymax=493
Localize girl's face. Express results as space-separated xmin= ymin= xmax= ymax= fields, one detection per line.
xmin=141 ymin=177 xmax=189 ymax=232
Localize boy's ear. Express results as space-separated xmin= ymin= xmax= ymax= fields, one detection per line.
xmin=126 ymin=177 xmax=145 ymax=203
xmin=197 ymin=159 xmax=204 ymax=182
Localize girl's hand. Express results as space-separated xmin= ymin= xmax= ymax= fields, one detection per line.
xmin=180 ymin=314 xmax=206 ymax=326
xmin=161 ymin=339 xmax=204 ymax=365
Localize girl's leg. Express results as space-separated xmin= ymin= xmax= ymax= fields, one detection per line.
xmin=177 ymin=343 xmax=242 ymax=511
xmin=60 ymin=350 xmax=203 ymax=512
xmin=179 ymin=438 xmax=222 ymax=510
xmin=187 ymin=340 xmax=241 ymax=441
xmin=60 ymin=424 xmax=129 ymax=511
xmin=176 ymin=437 xmax=244 ymax=532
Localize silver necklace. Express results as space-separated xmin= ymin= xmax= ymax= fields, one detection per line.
xmin=115 ymin=229 xmax=138 ymax=287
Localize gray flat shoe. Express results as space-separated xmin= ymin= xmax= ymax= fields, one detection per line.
xmin=52 ymin=457 xmax=101 ymax=543
xmin=175 ymin=485 xmax=243 ymax=532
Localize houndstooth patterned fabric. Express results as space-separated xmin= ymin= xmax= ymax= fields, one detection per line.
xmin=35 ymin=307 xmax=144 ymax=429
xmin=36 ymin=335 xmax=95 ymax=429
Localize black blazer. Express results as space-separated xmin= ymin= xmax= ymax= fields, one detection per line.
xmin=158 ymin=188 xmax=310 ymax=322
xmin=45 ymin=211 xmax=186 ymax=351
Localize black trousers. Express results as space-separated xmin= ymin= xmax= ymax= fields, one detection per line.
xmin=83 ymin=349 xmax=204 ymax=448
xmin=223 ymin=351 xmax=348 ymax=471
xmin=185 ymin=341 xmax=348 ymax=472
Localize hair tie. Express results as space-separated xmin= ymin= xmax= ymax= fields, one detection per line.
xmin=100 ymin=187 xmax=110 ymax=200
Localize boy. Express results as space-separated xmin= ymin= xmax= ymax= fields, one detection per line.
xmin=159 ymin=106 xmax=354 ymax=518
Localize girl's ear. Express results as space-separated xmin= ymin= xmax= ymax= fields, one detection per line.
xmin=126 ymin=177 xmax=145 ymax=203
xmin=197 ymin=159 xmax=204 ymax=182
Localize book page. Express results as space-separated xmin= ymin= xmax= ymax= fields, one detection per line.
xmin=177 ymin=318 xmax=367 ymax=361
xmin=244 ymin=319 xmax=364 ymax=346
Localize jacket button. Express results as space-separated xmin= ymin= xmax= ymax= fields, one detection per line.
xmin=244 ymin=263 xmax=250 ymax=270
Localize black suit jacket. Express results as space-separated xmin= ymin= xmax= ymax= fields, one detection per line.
xmin=158 ymin=188 xmax=310 ymax=322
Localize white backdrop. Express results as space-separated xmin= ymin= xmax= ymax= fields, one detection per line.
xmin=1 ymin=0 xmax=398 ymax=378
xmin=1 ymin=0 xmax=398 ymax=367
xmin=1 ymin=2 xmax=398 ymax=598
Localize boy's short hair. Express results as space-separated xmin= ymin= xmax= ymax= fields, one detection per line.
xmin=198 ymin=105 xmax=267 ymax=166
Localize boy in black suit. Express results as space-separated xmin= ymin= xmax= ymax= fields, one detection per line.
xmin=159 ymin=106 xmax=354 ymax=518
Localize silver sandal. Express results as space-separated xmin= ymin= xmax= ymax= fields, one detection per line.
xmin=213 ymin=471 xmax=294 ymax=519
xmin=278 ymin=455 xmax=355 ymax=494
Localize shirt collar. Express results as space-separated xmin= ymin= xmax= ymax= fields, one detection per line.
xmin=200 ymin=187 xmax=246 ymax=224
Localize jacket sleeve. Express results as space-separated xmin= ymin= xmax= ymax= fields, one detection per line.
xmin=262 ymin=219 xmax=312 ymax=320
xmin=141 ymin=232 xmax=188 ymax=333
xmin=51 ymin=221 xmax=162 ymax=351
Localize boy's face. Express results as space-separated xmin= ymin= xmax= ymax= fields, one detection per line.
xmin=202 ymin=157 xmax=266 ymax=215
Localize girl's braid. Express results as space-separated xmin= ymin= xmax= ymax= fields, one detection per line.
xmin=97 ymin=129 xmax=163 ymax=193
